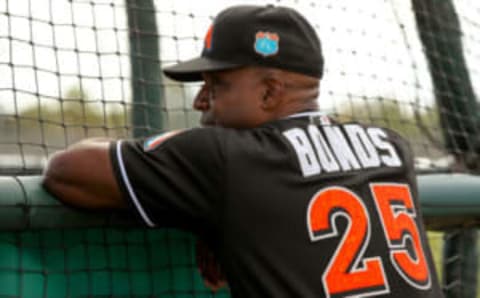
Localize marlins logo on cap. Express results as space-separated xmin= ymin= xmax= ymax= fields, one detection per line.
xmin=254 ymin=31 xmax=279 ymax=57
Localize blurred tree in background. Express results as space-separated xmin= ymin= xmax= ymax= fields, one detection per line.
xmin=12 ymin=86 xmax=128 ymax=147
xmin=335 ymin=98 xmax=443 ymax=158
xmin=19 ymin=86 xmax=125 ymax=128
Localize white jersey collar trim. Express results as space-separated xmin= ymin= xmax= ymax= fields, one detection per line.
xmin=286 ymin=111 xmax=327 ymax=119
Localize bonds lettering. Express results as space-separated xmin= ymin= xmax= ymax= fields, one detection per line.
xmin=283 ymin=128 xmax=321 ymax=177
xmin=324 ymin=126 xmax=361 ymax=172
xmin=284 ymin=124 xmax=402 ymax=177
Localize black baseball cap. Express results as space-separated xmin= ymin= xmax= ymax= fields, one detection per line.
xmin=163 ymin=5 xmax=324 ymax=82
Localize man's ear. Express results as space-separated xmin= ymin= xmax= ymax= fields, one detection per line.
xmin=261 ymin=76 xmax=284 ymax=111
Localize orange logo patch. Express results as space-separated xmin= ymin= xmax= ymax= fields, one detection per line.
xmin=204 ymin=25 xmax=214 ymax=50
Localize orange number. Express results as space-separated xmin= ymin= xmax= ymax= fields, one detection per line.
xmin=370 ymin=183 xmax=431 ymax=289
xmin=307 ymin=187 xmax=389 ymax=297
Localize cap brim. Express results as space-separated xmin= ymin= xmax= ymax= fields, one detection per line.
xmin=163 ymin=57 xmax=242 ymax=82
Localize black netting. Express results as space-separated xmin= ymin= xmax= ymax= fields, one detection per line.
xmin=0 ymin=228 xmax=231 ymax=297
xmin=0 ymin=0 xmax=478 ymax=174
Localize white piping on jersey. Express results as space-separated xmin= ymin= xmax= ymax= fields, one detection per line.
xmin=116 ymin=141 xmax=156 ymax=227
xmin=285 ymin=111 xmax=327 ymax=119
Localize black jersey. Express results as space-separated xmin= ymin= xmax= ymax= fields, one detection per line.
xmin=110 ymin=111 xmax=444 ymax=298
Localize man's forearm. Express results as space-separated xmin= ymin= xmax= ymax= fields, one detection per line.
xmin=42 ymin=138 xmax=126 ymax=210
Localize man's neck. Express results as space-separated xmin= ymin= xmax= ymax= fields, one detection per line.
xmin=274 ymin=100 xmax=319 ymax=120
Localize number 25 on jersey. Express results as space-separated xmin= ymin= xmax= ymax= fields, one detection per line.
xmin=307 ymin=183 xmax=431 ymax=298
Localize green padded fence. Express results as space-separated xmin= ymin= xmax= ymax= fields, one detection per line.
xmin=418 ymin=174 xmax=480 ymax=229
xmin=0 ymin=176 xmax=230 ymax=298
xmin=0 ymin=174 xmax=479 ymax=297
xmin=3 ymin=175 xmax=479 ymax=232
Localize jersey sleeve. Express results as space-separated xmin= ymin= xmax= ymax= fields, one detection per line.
xmin=109 ymin=128 xmax=226 ymax=232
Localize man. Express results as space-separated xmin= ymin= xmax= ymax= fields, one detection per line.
xmin=43 ymin=5 xmax=444 ymax=298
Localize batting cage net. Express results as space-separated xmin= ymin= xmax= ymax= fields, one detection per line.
xmin=0 ymin=228 xmax=225 ymax=298
xmin=0 ymin=0 xmax=479 ymax=175
xmin=0 ymin=0 xmax=479 ymax=297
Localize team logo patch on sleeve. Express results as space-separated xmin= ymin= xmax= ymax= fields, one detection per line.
xmin=143 ymin=130 xmax=184 ymax=152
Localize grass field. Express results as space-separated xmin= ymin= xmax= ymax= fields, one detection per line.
xmin=428 ymin=231 xmax=444 ymax=280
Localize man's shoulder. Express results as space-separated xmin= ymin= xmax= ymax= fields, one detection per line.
xmin=147 ymin=126 xmax=269 ymax=155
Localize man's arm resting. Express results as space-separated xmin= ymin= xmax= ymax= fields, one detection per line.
xmin=42 ymin=138 xmax=127 ymax=210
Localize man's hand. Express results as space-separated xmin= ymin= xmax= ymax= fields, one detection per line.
xmin=196 ymin=239 xmax=227 ymax=291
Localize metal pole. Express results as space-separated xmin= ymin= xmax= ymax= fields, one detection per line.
xmin=412 ymin=0 xmax=479 ymax=165
xmin=126 ymin=0 xmax=163 ymax=138
xmin=412 ymin=1 xmax=479 ymax=297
